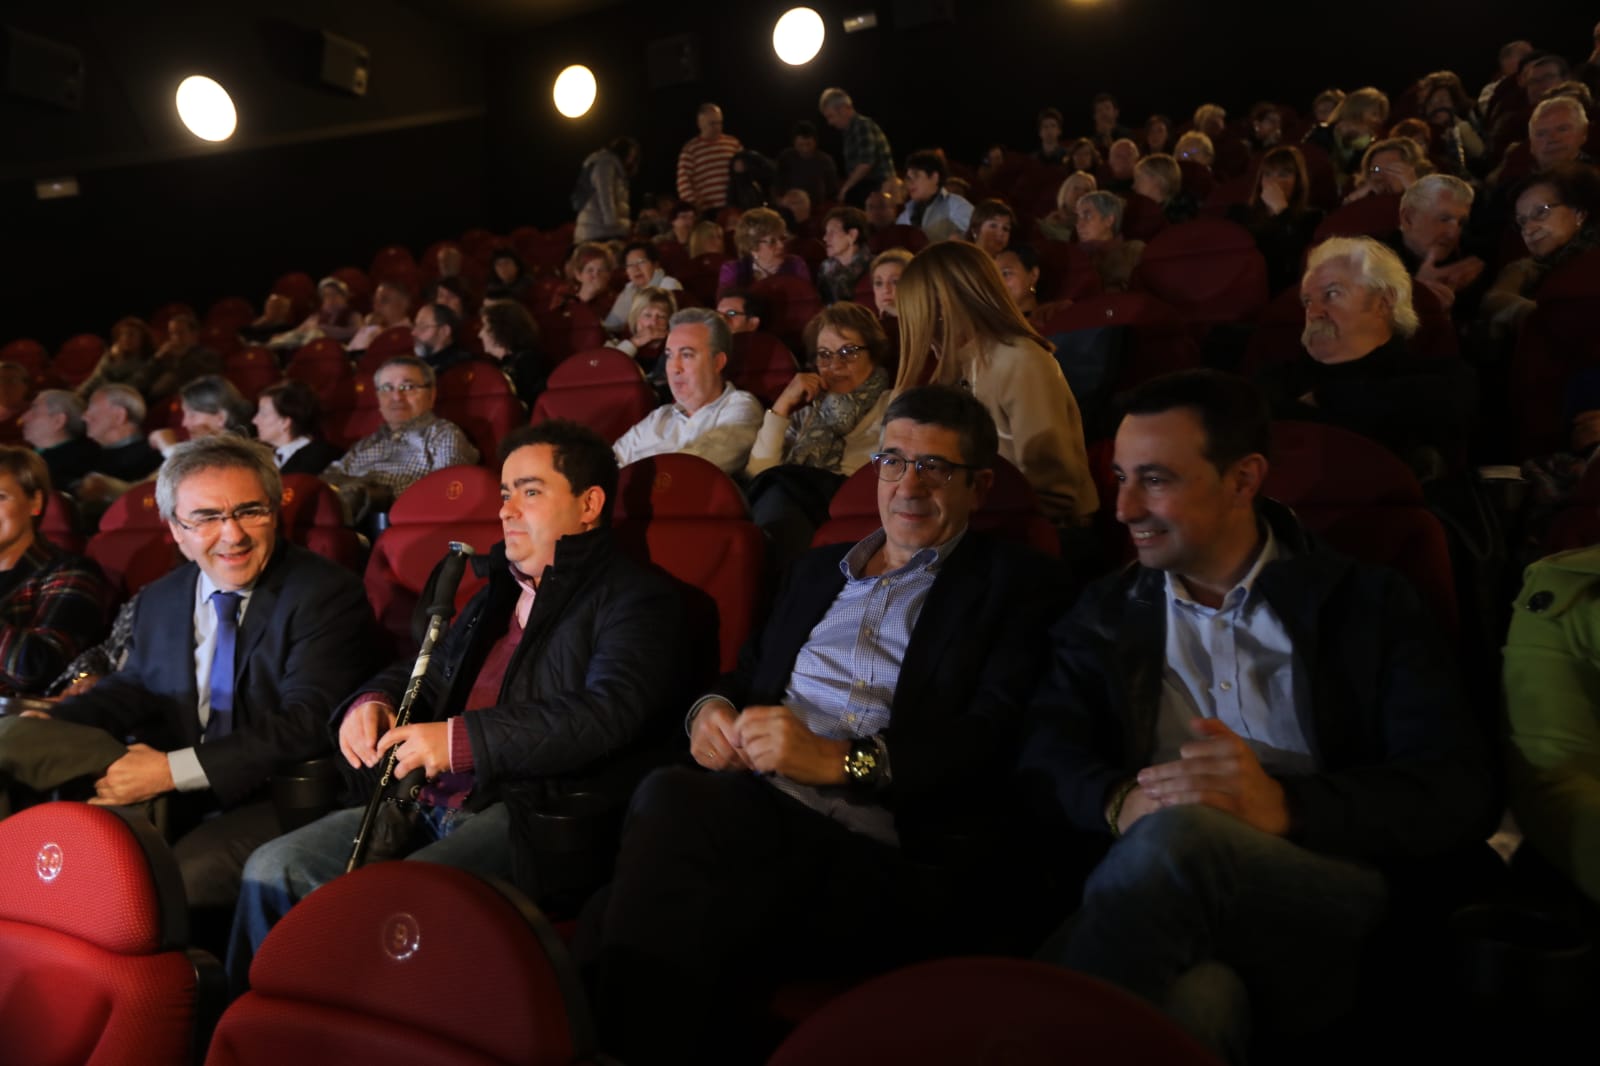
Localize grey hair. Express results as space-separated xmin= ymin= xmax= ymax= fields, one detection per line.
xmin=156 ymin=435 xmax=282 ymax=521
xmin=1401 ymin=174 xmax=1475 ymax=216
xmin=1077 ymin=191 xmax=1126 ymax=236
xmin=376 ymin=353 xmax=436 ymax=388
xmin=818 ymin=87 xmax=852 ymax=112
xmin=1531 ymin=95 xmax=1589 ymax=130
xmin=36 ymin=389 xmax=85 ymax=437
xmin=669 ymin=306 xmax=733 ymax=361
xmin=93 ymin=384 xmax=146 ymax=426
xmin=1305 ymin=237 xmax=1420 ymax=337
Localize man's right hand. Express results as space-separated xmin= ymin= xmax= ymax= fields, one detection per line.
xmin=338 ymin=700 xmax=397 ymax=769
xmin=690 ymin=699 xmax=749 ymax=771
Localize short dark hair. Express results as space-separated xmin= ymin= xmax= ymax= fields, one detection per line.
xmin=904 ymin=149 xmax=948 ymax=183
xmin=823 ymin=206 xmax=869 ymax=247
xmin=715 ymin=286 xmax=768 ymax=323
xmin=259 ymin=379 xmax=322 ymax=439
xmin=622 ymin=241 xmax=660 ymax=266
xmin=428 ymin=301 xmax=461 ymax=340
xmin=498 ymin=420 xmax=620 ymax=526
xmin=481 ymin=300 xmax=540 ymax=353
xmin=1092 ymin=92 xmax=1118 ymax=107
xmin=0 ymin=444 xmax=51 ymax=513
xmin=1038 ymin=106 xmax=1063 ymax=126
xmin=882 ymin=385 xmax=999 ymax=474
xmin=791 ymin=119 xmax=818 ymax=140
xmin=1122 ymin=369 xmax=1271 ymax=473
xmin=1518 ymin=161 xmax=1600 ymax=219
xmin=426 ymin=276 xmax=468 ymax=306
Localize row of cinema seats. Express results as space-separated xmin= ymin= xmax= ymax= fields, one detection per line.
xmin=0 ymin=801 xmax=1218 ymax=1066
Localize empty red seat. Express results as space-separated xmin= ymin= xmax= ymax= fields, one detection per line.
xmin=867 ymin=224 xmax=928 ymax=256
xmin=363 ymin=465 xmax=502 ymax=654
xmin=727 ymin=331 xmax=799 ymax=407
xmin=52 ymin=334 xmax=106 ymax=386
xmin=279 ymin=474 xmax=366 ymax=572
xmin=533 ymin=303 xmax=605 ymax=361
xmin=751 ymin=274 xmax=823 ymax=350
xmin=225 ymin=347 xmax=282 ymax=404
xmin=0 ymin=338 xmax=49 ymax=376
xmin=437 ymin=360 xmax=528 ymax=463
xmin=39 ymin=490 xmax=85 ymax=554
xmin=204 ymin=863 xmax=591 ymax=1066
xmin=200 ymin=323 xmax=243 ymax=359
xmin=813 ymin=455 xmax=1059 ymax=557
xmin=1313 ymin=193 xmax=1402 ymax=243
xmin=206 ymin=296 xmax=257 ymax=331
xmin=271 ymin=273 xmax=317 ymax=323
xmin=368 ymin=245 xmax=417 ymax=286
xmin=0 ymin=802 xmax=222 ymax=1066
xmin=285 ymin=338 xmax=354 ymax=394
xmin=1132 ymin=218 xmax=1269 ymax=326
xmin=86 ymin=482 xmax=181 ymax=599
xmin=613 ymin=453 xmax=766 ymax=681
xmin=531 ymin=349 xmax=658 ymax=444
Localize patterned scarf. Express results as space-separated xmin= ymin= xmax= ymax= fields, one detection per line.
xmin=785 ymin=367 xmax=891 ymax=472
xmin=1527 ymin=225 xmax=1600 ymax=296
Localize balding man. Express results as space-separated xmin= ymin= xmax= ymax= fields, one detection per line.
xmin=820 ymin=87 xmax=895 ymax=208
xmin=1385 ymin=175 xmax=1486 ymax=312
xmin=1530 ymin=96 xmax=1592 ymax=171
xmin=75 ymin=385 xmax=164 ymax=514
xmin=19 ymin=389 xmax=101 ymax=490
xmin=1255 ymin=237 xmax=1476 ymax=475
xmin=676 ymin=103 xmax=742 ymax=211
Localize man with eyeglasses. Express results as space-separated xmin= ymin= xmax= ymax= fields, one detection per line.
xmin=321 ymin=355 xmax=479 ymax=523
xmin=714 ymin=288 xmax=765 ymax=334
xmin=410 ymin=302 xmax=472 ymax=375
xmin=588 ymin=385 xmax=1067 ymax=1062
xmin=8 ymin=436 xmax=385 ymax=906
xmin=603 ymin=242 xmax=683 ymax=334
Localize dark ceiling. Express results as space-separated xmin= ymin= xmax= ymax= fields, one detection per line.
xmin=406 ymin=0 xmax=624 ymax=30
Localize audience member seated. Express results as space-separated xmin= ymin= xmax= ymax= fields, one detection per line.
xmin=745 ymin=302 xmax=894 ymax=562
xmin=1488 ymin=53 xmax=1571 ymax=160
xmin=321 ymin=355 xmax=479 ymax=523
xmin=423 ymin=275 xmax=471 ymax=319
xmin=1416 ymin=71 xmax=1487 ymax=174
xmin=575 ymin=135 xmax=640 ymax=243
xmin=149 ymin=375 xmax=254 ymax=457
xmin=1173 ymin=130 xmax=1215 ymax=171
xmin=817 ymin=206 xmax=873 ymax=306
xmin=1038 ymin=172 xmax=1097 ymax=242
xmin=147 ymin=312 xmax=223 ymax=404
xmin=869 ymin=249 xmax=911 ymax=320
xmin=1343 ymin=136 xmax=1431 ymax=203
xmin=1247 ymin=102 xmax=1285 ymax=153
xmin=268 ymin=277 xmax=361 ymax=349
xmin=605 ymin=288 xmax=676 ymax=378
xmin=1504 ymin=545 xmax=1600 ymax=910
xmin=1027 ymin=106 xmax=1062 ymax=163
xmin=687 ymin=219 xmax=725 ymax=260
xmin=1133 ymin=153 xmax=1197 ymax=224
xmin=715 ymin=287 xmax=767 ymax=335
xmin=228 ymin=420 xmax=687 ymax=991
xmin=1142 ymin=114 xmax=1174 ymax=156
xmin=236 ymin=295 xmax=295 ymax=346
xmin=896 ymin=150 xmax=974 ymax=241
xmin=718 ymin=207 xmax=812 ymax=290
xmin=893 ymin=240 xmax=1098 ymax=532
xmin=1064 ymin=138 xmax=1103 ymax=177
xmin=558 ymin=242 xmax=616 ymax=316
xmin=966 ymin=199 xmax=1016 ymax=257
xmin=778 ymin=188 xmax=814 ymax=238
xmin=347 ymin=280 xmax=412 ymax=353
xmin=1192 ymin=102 xmax=1227 ymax=140
xmin=1227 ymin=146 xmax=1326 ymax=295
xmin=587 ymin=386 xmax=1066 ymax=1064
xmin=1091 ymin=91 xmax=1133 ymax=153
xmin=484 ymin=249 xmax=534 ymax=303
xmin=604 ymin=241 xmax=684 ymax=333
xmin=412 ymin=302 xmax=473 ymax=375
xmin=0 ymin=447 xmax=111 ymax=697
xmin=253 ymin=380 xmax=343 ymax=476
xmin=1525 ymin=97 xmax=1593 ymax=176
xmin=1304 ymin=86 xmax=1391 ymax=192
xmin=2 ymin=436 xmax=385 ymax=906
xmin=19 ymin=389 xmax=100 ymax=492
xmin=74 ymin=385 xmax=164 ymax=515
xmin=1482 ymin=164 xmax=1600 ymax=334
xmin=1310 ymin=88 xmax=1345 ymax=126
xmin=1076 ymin=191 xmax=1146 ymax=293
xmin=1382 ymin=174 xmax=1486 ymax=313
xmin=995 ymin=245 xmax=1046 ymax=320
xmin=612 ymin=308 xmax=762 ymax=476
xmin=476 ymin=299 xmax=548 ymax=406
xmin=1104 ymin=138 xmax=1141 ymax=194
xmin=775 ymin=120 xmax=842 ymax=205
xmin=1258 ymin=236 xmax=1475 ymax=478
xmin=77 ymin=316 xmax=156 ymax=399
xmin=1021 ymin=369 xmax=1492 ymax=1062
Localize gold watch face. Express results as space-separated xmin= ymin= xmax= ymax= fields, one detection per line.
xmin=847 ymin=747 xmax=878 ymax=778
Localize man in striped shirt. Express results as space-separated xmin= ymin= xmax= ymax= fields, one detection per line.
xmin=675 ymin=102 xmax=742 ymax=211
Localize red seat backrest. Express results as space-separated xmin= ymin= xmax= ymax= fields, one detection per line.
xmin=1132 ymin=218 xmax=1269 ymax=325
xmin=332 ymin=266 xmax=374 ymax=314
xmin=204 ymin=863 xmax=591 ymax=1066
xmin=1037 ymin=292 xmax=1200 ymax=391
xmin=363 ymin=465 xmax=502 ymax=654
xmin=1033 ymin=240 xmax=1104 ymax=303
xmin=612 ymin=454 xmax=766 ymax=681
xmin=271 ymin=274 xmax=317 ymax=323
xmin=206 ymin=296 xmax=257 ymax=331
xmin=438 ymin=361 xmax=528 ymax=461
xmin=0 ymin=337 xmax=49 ymax=376
xmin=286 ymin=339 xmax=353 ymax=393
xmin=531 ymin=348 xmax=658 ymax=444
xmin=727 ymin=332 xmax=799 ymax=407
xmin=1120 ymin=193 xmax=1170 ymax=242
xmin=867 ymin=225 xmax=928 ymax=255
xmin=1313 ymin=193 xmax=1401 ymax=243
xmin=225 ymin=347 xmax=283 ymax=403
xmin=53 ymin=334 xmax=107 ymax=386
xmin=750 ymin=274 xmax=822 ymax=350
xmin=40 ymin=490 xmax=85 ymax=554
xmin=87 ymin=482 xmax=182 ymax=599
xmin=279 ymin=474 xmax=366 ymax=572
xmin=148 ymin=302 xmax=197 ymax=338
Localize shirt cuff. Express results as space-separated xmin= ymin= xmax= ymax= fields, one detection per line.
xmin=348 ymin=692 xmax=395 ymax=716
xmin=167 ymin=747 xmax=210 ymax=792
xmin=684 ymin=695 xmax=735 ymax=737
xmin=448 ymin=716 xmax=475 ymax=773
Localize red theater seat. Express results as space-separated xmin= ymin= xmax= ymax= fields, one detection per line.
xmin=86 ymin=482 xmax=181 ymax=600
xmin=531 ymin=349 xmax=658 ymax=444
xmin=1132 ymin=218 xmax=1269 ymax=326
xmin=768 ymin=958 xmax=1220 ymax=1066
xmin=751 ymin=274 xmax=822 ymax=350
xmin=533 ymin=303 xmax=605 ymax=361
xmin=225 ymin=346 xmax=281 ymax=403
xmin=285 ymin=338 xmax=353 ymax=394
xmin=364 ymin=465 xmax=502 ymax=654
xmin=369 ymin=245 xmax=418 ymax=285
xmin=0 ymin=802 xmax=222 ymax=1066
xmin=331 ymin=266 xmax=374 ymax=314
xmin=1037 ymin=293 xmax=1201 ymax=391
xmin=727 ymin=331 xmax=799 ymax=407
xmin=206 ymin=296 xmax=257 ymax=331
xmin=52 ymin=334 xmax=106 ymax=387
xmin=1034 ymin=240 xmax=1104 ymax=303
xmin=270 ymin=274 xmax=317 ymax=323
xmin=1313 ymin=193 xmax=1401 ymax=243
xmin=39 ymin=491 xmax=85 ymax=554
xmin=438 ymin=360 xmax=528 ymax=462
xmin=867 ymin=224 xmax=928 ymax=256
xmin=0 ymin=337 xmax=49 ymax=377
xmin=204 ymin=863 xmax=591 ymax=1066
xmin=279 ymin=475 xmax=366 ymax=572
xmin=148 ymin=301 xmax=197 ymax=337
xmin=613 ymin=454 xmax=765 ymax=681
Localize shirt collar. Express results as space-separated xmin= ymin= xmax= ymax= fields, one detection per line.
xmin=1166 ymin=522 xmax=1280 ymax=612
xmin=840 ymin=526 xmax=967 ymax=581
xmin=382 ymin=411 xmax=438 ymax=436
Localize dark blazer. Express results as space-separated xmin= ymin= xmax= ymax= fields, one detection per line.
xmin=712 ymin=530 xmax=1069 ymax=858
xmin=52 ymin=542 xmax=386 ymax=809
xmin=280 ymin=438 xmax=344 ymax=477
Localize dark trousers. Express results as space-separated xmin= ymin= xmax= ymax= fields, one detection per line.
xmin=587 ymin=766 xmax=924 ymax=1064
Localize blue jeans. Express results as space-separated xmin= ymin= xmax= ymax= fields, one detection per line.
xmin=226 ymin=801 xmax=511 ymax=992
xmin=1043 ymin=805 xmax=1387 ymax=1063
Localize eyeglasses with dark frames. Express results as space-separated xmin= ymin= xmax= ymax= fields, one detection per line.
xmin=870 ymin=453 xmax=980 ymax=486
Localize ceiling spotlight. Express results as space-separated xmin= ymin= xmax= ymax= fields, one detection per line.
xmin=175 ymin=75 xmax=237 ymax=142
xmin=553 ymin=64 xmax=597 ymax=118
xmin=773 ymin=8 xmax=826 ymax=66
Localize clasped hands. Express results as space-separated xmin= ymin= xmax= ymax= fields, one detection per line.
xmin=1116 ymin=718 xmax=1290 ymax=837
xmin=339 ymin=700 xmax=452 ymax=780
xmin=691 ymin=700 xmax=848 ymax=785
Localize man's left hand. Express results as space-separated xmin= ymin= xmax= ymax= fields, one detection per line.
xmin=1136 ymin=718 xmax=1290 ymax=836
xmin=734 ymin=705 xmax=849 ymax=785
xmin=376 ymin=721 xmax=452 ymax=780
xmin=89 ymin=744 xmax=175 ymax=806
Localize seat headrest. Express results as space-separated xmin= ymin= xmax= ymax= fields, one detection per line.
xmin=388 ymin=466 xmax=502 ymax=524
xmin=614 ymin=454 xmax=750 ymax=520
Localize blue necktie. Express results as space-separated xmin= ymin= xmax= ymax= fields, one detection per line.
xmin=205 ymin=591 xmax=243 ymax=741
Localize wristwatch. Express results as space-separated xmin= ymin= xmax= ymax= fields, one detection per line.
xmin=843 ymin=736 xmax=888 ymax=789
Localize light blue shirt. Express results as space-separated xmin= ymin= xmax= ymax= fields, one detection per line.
xmin=896 ymin=189 xmax=974 ymax=239
xmin=166 ymin=572 xmax=255 ymax=792
xmin=1152 ymin=525 xmax=1315 ymax=775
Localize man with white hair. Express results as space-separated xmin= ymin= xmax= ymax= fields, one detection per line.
xmin=1255 ymin=237 xmax=1476 ymax=474
xmin=19 ymin=389 xmax=100 ymax=490
xmin=1530 ymin=96 xmax=1592 ymax=171
xmin=1385 ymin=175 xmax=1486 ymax=312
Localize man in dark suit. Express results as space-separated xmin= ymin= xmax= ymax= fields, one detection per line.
xmin=41 ymin=435 xmax=385 ymax=906
xmin=587 ymin=386 xmax=1068 ymax=1064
